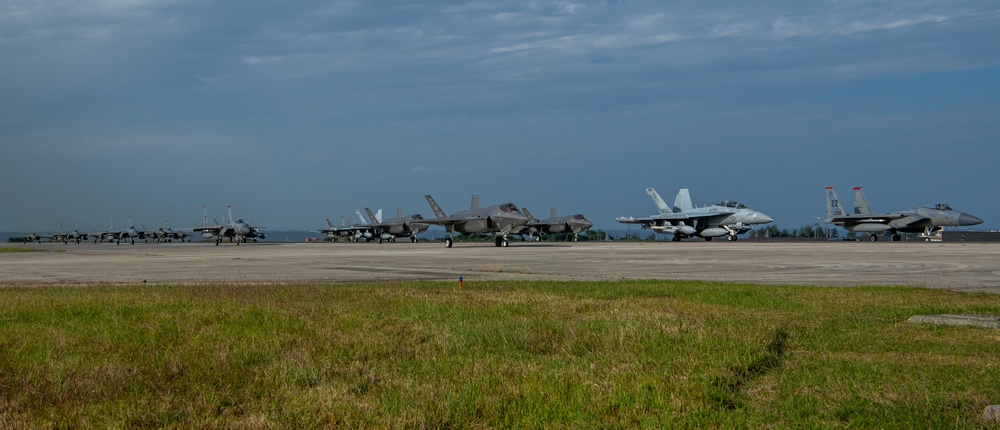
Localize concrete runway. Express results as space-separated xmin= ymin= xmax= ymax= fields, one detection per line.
xmin=2 ymin=241 xmax=999 ymax=293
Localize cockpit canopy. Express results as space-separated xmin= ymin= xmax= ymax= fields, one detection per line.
xmin=716 ymin=200 xmax=747 ymax=209
xmin=499 ymin=203 xmax=520 ymax=213
xmin=572 ymin=214 xmax=587 ymax=220
xmin=412 ymin=214 xmax=424 ymax=220
xmin=925 ymin=203 xmax=953 ymax=211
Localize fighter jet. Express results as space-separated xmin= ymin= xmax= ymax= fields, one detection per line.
xmin=364 ymin=208 xmax=429 ymax=243
xmin=616 ymin=188 xmax=774 ymax=241
xmin=12 ymin=233 xmax=45 ymax=243
xmin=46 ymin=224 xmax=89 ymax=244
xmin=421 ymin=194 xmax=530 ymax=248
xmin=150 ymin=224 xmax=189 ymax=243
xmin=824 ymin=186 xmax=983 ymax=241
xmin=521 ymin=208 xmax=593 ymax=242
xmin=117 ymin=218 xmax=149 ymax=245
xmin=193 ymin=206 xmax=267 ymax=245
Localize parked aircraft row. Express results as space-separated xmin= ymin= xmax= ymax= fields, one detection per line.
xmin=317 ymin=195 xmax=593 ymax=248
xmin=17 ymin=206 xmax=266 ymax=246
xmin=13 ymin=186 xmax=984 ymax=247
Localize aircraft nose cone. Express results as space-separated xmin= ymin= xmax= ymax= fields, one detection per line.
xmin=958 ymin=213 xmax=984 ymax=226
xmin=755 ymin=212 xmax=774 ymax=224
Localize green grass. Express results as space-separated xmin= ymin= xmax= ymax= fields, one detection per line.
xmin=0 ymin=246 xmax=42 ymax=253
xmin=0 ymin=281 xmax=998 ymax=428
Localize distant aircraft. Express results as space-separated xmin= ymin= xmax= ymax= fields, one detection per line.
xmin=421 ymin=194 xmax=530 ymax=248
xmin=521 ymin=208 xmax=593 ymax=241
xmin=318 ymin=217 xmax=369 ymax=242
xmin=824 ymin=186 xmax=983 ymax=241
xmin=43 ymin=224 xmax=89 ymax=244
xmin=117 ymin=218 xmax=149 ymax=245
xmin=364 ymin=208 xmax=429 ymax=243
xmin=616 ymin=188 xmax=774 ymax=241
xmin=12 ymin=233 xmax=44 ymax=243
xmin=150 ymin=224 xmax=189 ymax=243
xmin=94 ymin=218 xmax=124 ymax=244
xmin=193 ymin=206 xmax=267 ymax=245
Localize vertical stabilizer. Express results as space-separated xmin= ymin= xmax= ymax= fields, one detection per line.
xmin=523 ymin=208 xmax=538 ymax=222
xmin=355 ymin=209 xmax=368 ymax=225
xmin=396 ymin=207 xmax=403 ymax=218
xmin=550 ymin=208 xmax=558 ymax=219
xmin=326 ymin=218 xmax=334 ymax=229
xmin=203 ymin=206 xmax=208 ymax=227
xmin=674 ymin=189 xmax=694 ymax=212
xmin=227 ymin=205 xmax=234 ymax=225
xmin=825 ymin=186 xmax=845 ymax=218
xmin=471 ymin=194 xmax=481 ymax=210
xmin=375 ymin=209 xmax=383 ymax=223
xmin=646 ymin=188 xmax=673 ymax=215
xmin=852 ymin=186 xmax=874 ymax=215
xmin=364 ymin=208 xmax=378 ymax=225
xmin=425 ymin=195 xmax=448 ymax=219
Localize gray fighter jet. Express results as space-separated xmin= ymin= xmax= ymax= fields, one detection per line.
xmin=46 ymin=224 xmax=89 ymax=244
xmin=317 ymin=210 xmax=378 ymax=242
xmin=150 ymin=224 xmax=189 ymax=243
xmin=617 ymin=188 xmax=773 ymax=241
xmin=824 ymin=186 xmax=983 ymax=241
xmin=522 ymin=208 xmax=593 ymax=242
xmin=116 ymin=217 xmax=149 ymax=245
xmin=364 ymin=208 xmax=429 ymax=243
xmin=194 ymin=206 xmax=267 ymax=245
xmin=421 ymin=194 xmax=530 ymax=248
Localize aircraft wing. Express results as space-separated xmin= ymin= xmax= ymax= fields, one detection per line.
xmin=887 ymin=214 xmax=928 ymax=229
xmin=417 ymin=218 xmax=463 ymax=227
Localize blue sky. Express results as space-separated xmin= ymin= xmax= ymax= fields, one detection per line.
xmin=2 ymin=1 xmax=999 ymax=233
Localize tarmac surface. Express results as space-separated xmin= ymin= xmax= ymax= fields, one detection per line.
xmin=2 ymin=241 xmax=999 ymax=293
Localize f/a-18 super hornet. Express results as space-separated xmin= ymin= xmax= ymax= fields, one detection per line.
xmin=317 ymin=210 xmax=378 ymax=242
xmin=421 ymin=194 xmax=529 ymax=248
xmin=617 ymin=188 xmax=774 ymax=241
xmin=364 ymin=208 xmax=429 ymax=243
xmin=521 ymin=208 xmax=593 ymax=241
xmin=194 ymin=206 xmax=267 ymax=245
xmin=824 ymin=186 xmax=983 ymax=241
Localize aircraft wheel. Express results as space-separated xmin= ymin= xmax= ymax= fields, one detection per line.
xmin=378 ymin=238 xmax=383 ymax=244
xmin=704 ymin=237 xmax=712 ymax=242
xmin=502 ymin=238 xmax=509 ymax=247
xmin=869 ymin=234 xmax=878 ymax=242
xmin=892 ymin=234 xmax=901 ymax=241
xmin=445 ymin=238 xmax=453 ymax=248
xmin=411 ymin=236 xmax=417 ymax=243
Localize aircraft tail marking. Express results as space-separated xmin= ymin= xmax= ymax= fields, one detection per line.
xmin=646 ymin=188 xmax=673 ymax=215
xmin=825 ymin=186 xmax=845 ymax=218
xmin=364 ymin=208 xmax=379 ymax=225
xmin=425 ymin=195 xmax=448 ymax=219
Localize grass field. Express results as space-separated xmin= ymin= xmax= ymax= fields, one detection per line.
xmin=1 ymin=281 xmax=998 ymax=428
xmin=0 ymin=246 xmax=43 ymax=253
